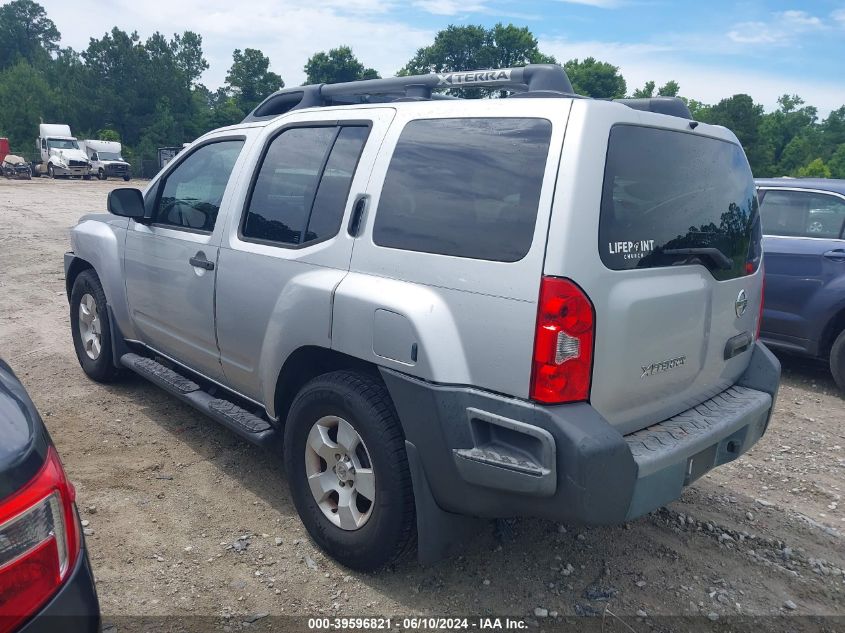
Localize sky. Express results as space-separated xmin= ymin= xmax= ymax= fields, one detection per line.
xmin=33 ymin=0 xmax=845 ymax=116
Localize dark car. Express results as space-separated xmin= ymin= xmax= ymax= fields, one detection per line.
xmin=0 ymin=359 xmax=100 ymax=632
xmin=757 ymin=178 xmax=845 ymax=388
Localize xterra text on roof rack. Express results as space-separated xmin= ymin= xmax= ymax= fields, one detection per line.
xmin=64 ymin=64 xmax=780 ymax=571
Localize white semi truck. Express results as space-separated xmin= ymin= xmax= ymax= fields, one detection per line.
xmin=34 ymin=124 xmax=92 ymax=179
xmin=80 ymin=139 xmax=131 ymax=181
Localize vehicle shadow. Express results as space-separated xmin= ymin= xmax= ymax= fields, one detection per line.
xmin=105 ymin=373 xmax=295 ymax=521
xmin=772 ymin=349 xmax=842 ymax=396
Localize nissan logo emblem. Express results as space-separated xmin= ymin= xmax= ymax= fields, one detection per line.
xmin=735 ymin=289 xmax=748 ymax=318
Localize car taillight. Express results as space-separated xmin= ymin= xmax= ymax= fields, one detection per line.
xmin=0 ymin=447 xmax=80 ymax=633
xmin=530 ymin=277 xmax=595 ymax=404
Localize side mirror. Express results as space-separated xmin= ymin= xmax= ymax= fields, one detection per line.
xmin=108 ymin=188 xmax=147 ymax=220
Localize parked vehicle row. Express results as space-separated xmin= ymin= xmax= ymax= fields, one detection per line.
xmin=63 ymin=64 xmax=780 ymax=572
xmin=30 ymin=124 xmax=131 ymax=181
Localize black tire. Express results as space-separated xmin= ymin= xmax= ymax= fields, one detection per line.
xmin=70 ymin=270 xmax=123 ymax=383
xmin=284 ymin=370 xmax=416 ymax=571
xmin=830 ymin=330 xmax=845 ymax=391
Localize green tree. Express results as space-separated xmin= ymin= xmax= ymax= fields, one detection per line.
xmin=828 ymin=145 xmax=845 ymax=179
xmin=796 ymin=157 xmax=831 ymax=178
xmin=97 ymin=128 xmax=120 ymax=142
xmin=0 ymin=60 xmax=52 ymax=152
xmin=758 ymin=94 xmax=818 ymax=174
xmin=564 ymin=57 xmax=626 ymax=98
xmin=658 ymin=80 xmax=680 ymax=97
xmin=225 ymin=48 xmax=283 ymax=115
xmin=632 ymin=80 xmax=655 ymax=98
xmin=0 ymin=0 xmax=59 ymax=69
xmin=304 ymin=46 xmax=378 ymax=85
xmin=698 ymin=94 xmax=766 ymax=173
xmin=401 ymin=23 xmax=555 ymax=97
xmin=172 ymin=31 xmax=209 ymax=88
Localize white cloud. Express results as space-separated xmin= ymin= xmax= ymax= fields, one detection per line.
xmin=40 ymin=0 xmax=431 ymax=87
xmin=413 ymin=0 xmax=489 ymax=15
xmin=727 ymin=9 xmax=826 ymax=46
xmin=553 ymin=0 xmax=622 ymax=7
xmin=540 ymin=35 xmax=844 ymax=116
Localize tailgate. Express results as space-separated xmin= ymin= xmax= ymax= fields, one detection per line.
xmin=547 ymin=109 xmax=764 ymax=434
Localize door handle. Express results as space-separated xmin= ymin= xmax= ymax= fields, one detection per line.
xmin=189 ymin=252 xmax=215 ymax=271
xmin=347 ymin=194 xmax=369 ymax=237
xmin=823 ymin=249 xmax=845 ymax=262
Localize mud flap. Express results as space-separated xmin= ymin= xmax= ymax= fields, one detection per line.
xmin=406 ymin=441 xmax=487 ymax=565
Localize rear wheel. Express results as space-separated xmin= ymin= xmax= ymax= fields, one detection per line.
xmin=284 ymin=371 xmax=416 ymax=571
xmin=70 ymin=270 xmax=122 ymax=383
xmin=829 ymin=330 xmax=845 ymax=391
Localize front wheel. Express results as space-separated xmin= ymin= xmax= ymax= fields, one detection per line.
xmin=70 ymin=270 xmax=123 ymax=383
xmin=829 ymin=330 xmax=845 ymax=391
xmin=284 ymin=371 xmax=416 ymax=571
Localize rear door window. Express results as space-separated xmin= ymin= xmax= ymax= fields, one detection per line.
xmin=372 ymin=117 xmax=553 ymax=262
xmin=599 ymin=125 xmax=759 ymax=280
xmin=759 ymin=190 xmax=845 ymax=239
xmin=242 ymin=125 xmax=370 ymax=246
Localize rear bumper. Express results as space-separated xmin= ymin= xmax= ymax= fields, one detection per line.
xmin=382 ymin=341 xmax=780 ymax=525
xmin=17 ymin=544 xmax=100 ymax=633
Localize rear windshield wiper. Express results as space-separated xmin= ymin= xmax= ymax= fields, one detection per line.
xmin=661 ymin=247 xmax=733 ymax=270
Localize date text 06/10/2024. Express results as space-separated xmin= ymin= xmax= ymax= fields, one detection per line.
xmin=307 ymin=617 xmax=529 ymax=630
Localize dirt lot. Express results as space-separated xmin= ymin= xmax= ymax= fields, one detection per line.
xmin=0 ymin=177 xmax=843 ymax=628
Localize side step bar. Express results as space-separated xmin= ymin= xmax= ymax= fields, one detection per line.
xmin=120 ymin=353 xmax=279 ymax=448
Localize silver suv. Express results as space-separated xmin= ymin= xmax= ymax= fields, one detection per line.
xmin=64 ymin=65 xmax=780 ymax=571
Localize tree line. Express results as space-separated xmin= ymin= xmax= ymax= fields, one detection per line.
xmin=1 ymin=0 xmax=842 ymax=178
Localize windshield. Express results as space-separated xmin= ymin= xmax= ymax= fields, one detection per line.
xmin=97 ymin=151 xmax=123 ymax=161
xmin=598 ymin=125 xmax=760 ymax=281
xmin=47 ymin=138 xmax=79 ymax=150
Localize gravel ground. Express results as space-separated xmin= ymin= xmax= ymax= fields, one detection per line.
xmin=0 ymin=178 xmax=843 ymax=629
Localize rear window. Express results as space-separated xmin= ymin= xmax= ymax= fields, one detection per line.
xmin=373 ymin=118 xmax=552 ymax=262
xmin=599 ymin=125 xmax=759 ymax=281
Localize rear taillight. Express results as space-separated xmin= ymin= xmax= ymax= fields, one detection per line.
xmin=0 ymin=447 xmax=80 ymax=633
xmin=530 ymin=277 xmax=595 ymax=404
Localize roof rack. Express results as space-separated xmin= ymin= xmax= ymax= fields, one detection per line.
xmin=244 ymin=64 xmax=575 ymax=121
xmin=242 ymin=64 xmax=695 ymax=123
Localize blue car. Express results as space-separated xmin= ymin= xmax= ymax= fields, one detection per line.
xmin=756 ymin=178 xmax=845 ymax=389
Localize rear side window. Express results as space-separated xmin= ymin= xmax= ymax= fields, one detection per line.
xmin=759 ymin=190 xmax=845 ymax=239
xmin=242 ymin=125 xmax=369 ymax=246
xmin=599 ymin=125 xmax=759 ymax=281
xmin=373 ymin=118 xmax=553 ymax=262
